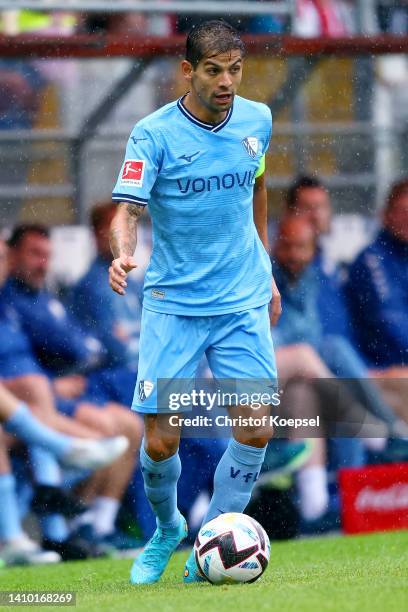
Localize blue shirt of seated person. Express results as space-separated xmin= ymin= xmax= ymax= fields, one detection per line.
xmin=70 ymin=203 xmax=143 ymax=372
xmin=4 ymin=225 xmax=106 ymax=376
xmin=345 ymin=180 xmax=408 ymax=367
xmin=272 ymin=216 xmax=399 ymax=430
xmin=346 ymin=228 xmax=408 ymax=368
xmin=71 ymin=254 xmax=143 ymax=371
xmin=3 ymin=276 xmax=106 ymax=376
xmin=314 ymin=246 xmax=354 ymax=341
xmin=0 ymin=296 xmax=42 ymax=379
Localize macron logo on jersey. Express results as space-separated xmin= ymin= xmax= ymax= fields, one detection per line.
xmin=121 ymin=160 xmax=145 ymax=187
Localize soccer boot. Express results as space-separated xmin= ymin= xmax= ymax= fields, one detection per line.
xmin=130 ymin=513 xmax=187 ymax=585
xmin=60 ymin=436 xmax=129 ymax=471
xmin=31 ymin=485 xmax=88 ymax=518
xmin=67 ymin=524 xmax=143 ymax=559
xmin=44 ymin=525 xmax=111 ymax=561
xmin=183 ymin=547 xmax=206 ymax=584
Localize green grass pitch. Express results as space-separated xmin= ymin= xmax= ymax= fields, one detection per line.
xmin=1 ymin=531 xmax=407 ymax=612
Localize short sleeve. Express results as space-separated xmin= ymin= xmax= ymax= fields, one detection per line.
xmin=112 ymin=126 xmax=162 ymax=206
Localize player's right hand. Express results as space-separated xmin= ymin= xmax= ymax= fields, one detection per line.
xmin=109 ymin=255 xmax=137 ymax=295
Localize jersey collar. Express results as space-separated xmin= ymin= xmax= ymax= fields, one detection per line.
xmin=177 ymin=95 xmax=233 ymax=133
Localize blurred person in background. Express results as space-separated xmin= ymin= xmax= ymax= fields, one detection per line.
xmin=0 ymin=382 xmax=129 ymax=567
xmin=272 ymin=215 xmax=408 ymax=446
xmin=285 ymin=175 xmax=353 ymax=340
xmin=0 ymin=381 xmax=129 ymax=472
xmin=272 ymin=218 xmax=363 ymax=528
xmin=72 ymin=203 xmax=143 ymax=373
xmin=345 ymin=178 xmax=408 ymax=368
xmin=5 ymin=225 xmax=137 ymax=406
xmin=288 ymin=175 xmax=408 ymax=420
xmin=0 ymin=429 xmax=61 ymax=567
xmin=2 ymin=228 xmax=143 ymax=555
xmin=273 ymin=343 xmax=355 ymax=528
xmin=0 ymin=237 xmax=133 ymax=563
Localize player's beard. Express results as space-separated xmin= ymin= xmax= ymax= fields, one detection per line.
xmin=191 ymin=79 xmax=234 ymax=119
xmin=205 ymin=91 xmax=235 ymax=117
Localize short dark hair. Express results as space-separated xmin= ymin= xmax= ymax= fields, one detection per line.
xmin=90 ymin=202 xmax=116 ymax=232
xmin=7 ymin=224 xmax=50 ymax=248
xmin=185 ymin=19 xmax=245 ymax=69
xmin=286 ymin=175 xmax=326 ymax=210
xmin=385 ymin=178 xmax=408 ymax=211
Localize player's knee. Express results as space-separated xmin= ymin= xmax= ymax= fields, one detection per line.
xmin=247 ymin=435 xmax=271 ymax=448
xmin=144 ymin=436 xmax=179 ymax=462
xmin=234 ymin=429 xmax=273 ymax=448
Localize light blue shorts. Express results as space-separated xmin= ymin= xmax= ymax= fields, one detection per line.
xmin=132 ymin=304 xmax=277 ymax=414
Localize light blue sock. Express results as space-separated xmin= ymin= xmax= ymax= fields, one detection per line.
xmin=0 ymin=473 xmax=23 ymax=541
xmin=40 ymin=515 xmax=69 ymax=543
xmin=140 ymin=443 xmax=181 ymax=530
xmin=29 ymin=447 xmax=62 ymax=486
xmin=203 ymin=438 xmax=267 ymax=524
xmin=4 ymin=403 xmax=71 ymax=458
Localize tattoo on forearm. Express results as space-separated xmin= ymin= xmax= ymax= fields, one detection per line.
xmin=109 ymin=203 xmax=144 ymax=258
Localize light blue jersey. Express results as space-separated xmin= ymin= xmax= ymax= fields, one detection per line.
xmin=112 ymin=95 xmax=272 ymax=316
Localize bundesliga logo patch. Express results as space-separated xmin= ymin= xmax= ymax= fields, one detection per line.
xmin=120 ymin=160 xmax=145 ymax=187
xmin=242 ymin=137 xmax=259 ymax=159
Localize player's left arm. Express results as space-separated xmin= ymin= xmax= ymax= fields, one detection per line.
xmin=253 ymin=161 xmax=281 ymax=326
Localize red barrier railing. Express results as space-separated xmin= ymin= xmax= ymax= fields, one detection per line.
xmin=1 ymin=34 xmax=408 ymax=59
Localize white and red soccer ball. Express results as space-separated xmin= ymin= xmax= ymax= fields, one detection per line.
xmin=194 ymin=512 xmax=270 ymax=584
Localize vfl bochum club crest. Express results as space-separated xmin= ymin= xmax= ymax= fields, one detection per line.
xmin=139 ymin=380 xmax=154 ymax=402
xmin=242 ymin=136 xmax=259 ymax=158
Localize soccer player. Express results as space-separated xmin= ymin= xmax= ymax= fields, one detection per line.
xmin=110 ymin=20 xmax=281 ymax=585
